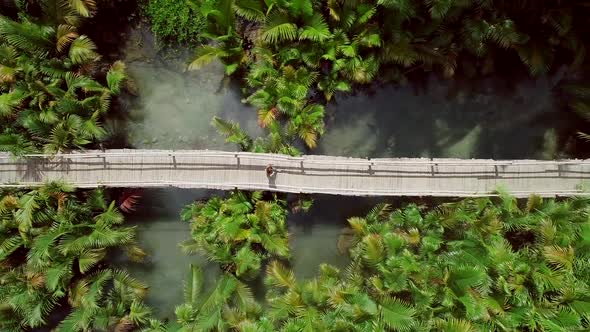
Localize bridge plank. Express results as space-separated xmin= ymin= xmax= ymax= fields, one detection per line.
xmin=0 ymin=150 xmax=589 ymax=197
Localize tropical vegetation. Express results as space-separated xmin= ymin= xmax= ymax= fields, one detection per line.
xmin=145 ymin=193 xmax=590 ymax=331
xmin=324 ymin=194 xmax=590 ymax=330
xmin=191 ymin=0 xmax=589 ymax=150
xmin=0 ymin=182 xmax=151 ymax=331
xmin=143 ymin=0 xmax=213 ymax=44
xmin=181 ymin=190 xmax=290 ymax=278
xmin=141 ymin=264 xmax=264 ymax=331
xmin=0 ymin=0 xmax=126 ymax=155
xmin=212 ymin=116 xmax=302 ymax=156
xmin=3 ymin=178 xmax=590 ymax=331
xmin=2 ymin=0 xmax=590 ymax=330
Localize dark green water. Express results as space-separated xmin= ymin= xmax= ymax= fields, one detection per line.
xmin=318 ymin=73 xmax=569 ymax=159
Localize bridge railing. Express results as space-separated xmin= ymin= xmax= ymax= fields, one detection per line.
xmin=1 ymin=150 xmax=589 ymax=167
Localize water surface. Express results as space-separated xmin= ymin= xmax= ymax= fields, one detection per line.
xmin=120 ymin=189 xmax=220 ymax=319
xmin=318 ymin=74 xmax=568 ymax=159
xmin=121 ymin=25 xmax=260 ymax=150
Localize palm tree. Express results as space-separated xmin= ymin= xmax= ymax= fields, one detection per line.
xmin=261 ymin=259 xmax=418 ymax=331
xmin=0 ymin=183 xmax=149 ymax=331
xmin=57 ymin=269 xmax=152 ymax=332
xmin=188 ymin=0 xmax=589 ymax=152
xmin=181 ymin=191 xmax=290 ymax=279
xmin=177 ymin=264 xmax=262 ymax=331
xmin=212 ymin=116 xmax=302 ymax=156
xmin=0 ymin=0 xmax=126 ymax=155
xmin=139 ymin=264 xmax=266 ymax=332
xmin=242 ymin=194 xmax=590 ymax=331
xmin=0 ymin=4 xmax=126 ymax=155
xmin=188 ymin=0 xmax=264 ymax=74
xmin=336 ymin=193 xmax=590 ymax=330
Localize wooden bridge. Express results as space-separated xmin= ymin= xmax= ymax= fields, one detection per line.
xmin=0 ymin=149 xmax=589 ymax=197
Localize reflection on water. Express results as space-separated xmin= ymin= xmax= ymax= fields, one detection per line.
xmin=318 ymin=74 xmax=567 ymax=159
xmin=287 ymin=195 xmax=385 ymax=279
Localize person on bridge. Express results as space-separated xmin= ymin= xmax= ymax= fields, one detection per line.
xmin=266 ymin=164 xmax=276 ymax=178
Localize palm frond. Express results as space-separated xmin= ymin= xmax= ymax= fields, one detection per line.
xmin=78 ymin=249 xmax=106 ymax=273
xmin=299 ymin=14 xmax=331 ymax=42
xmin=265 ymin=261 xmax=296 ymax=289
xmin=379 ymin=298 xmax=416 ymax=331
xmin=184 ymin=264 xmax=204 ymax=305
xmin=106 ymin=61 xmax=127 ymax=94
xmin=0 ymin=90 xmax=26 ymax=118
xmin=68 ymin=0 xmax=97 ymax=18
xmin=233 ymin=0 xmax=265 ymax=21
xmin=188 ymin=45 xmax=229 ymax=71
xmin=262 ymin=11 xmax=298 ymax=44
xmin=56 ymin=24 xmax=78 ymax=53
xmin=68 ymin=35 xmax=99 ymax=65
xmin=516 ymin=41 xmax=553 ymax=76
xmin=211 ymin=116 xmax=253 ymax=151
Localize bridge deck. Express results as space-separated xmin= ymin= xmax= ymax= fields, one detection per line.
xmin=0 ymin=150 xmax=589 ymax=197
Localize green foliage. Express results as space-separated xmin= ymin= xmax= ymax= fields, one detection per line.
xmin=181 ymin=191 xmax=290 ymax=278
xmin=188 ymin=194 xmax=590 ymax=331
xmin=212 ymin=116 xmax=303 ymax=156
xmin=191 ymin=0 xmax=588 ymax=151
xmin=0 ymin=183 xmax=150 ymax=331
xmin=145 ymin=0 xmax=212 ymax=44
xmin=149 ymin=193 xmax=590 ymax=331
xmin=331 ymin=195 xmax=590 ymax=330
xmin=0 ymin=5 xmax=126 ymax=155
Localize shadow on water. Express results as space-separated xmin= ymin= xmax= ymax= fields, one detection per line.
xmin=287 ymin=195 xmax=382 ymax=279
xmin=318 ymin=71 xmax=571 ymax=159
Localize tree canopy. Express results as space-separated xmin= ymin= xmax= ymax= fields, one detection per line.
xmin=0 ymin=183 xmax=151 ymax=331
xmin=148 ymin=192 xmax=590 ymax=331
xmin=0 ymin=0 xmax=126 ymax=155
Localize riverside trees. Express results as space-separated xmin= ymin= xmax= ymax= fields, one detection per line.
xmin=190 ymin=0 xmax=589 ymax=151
